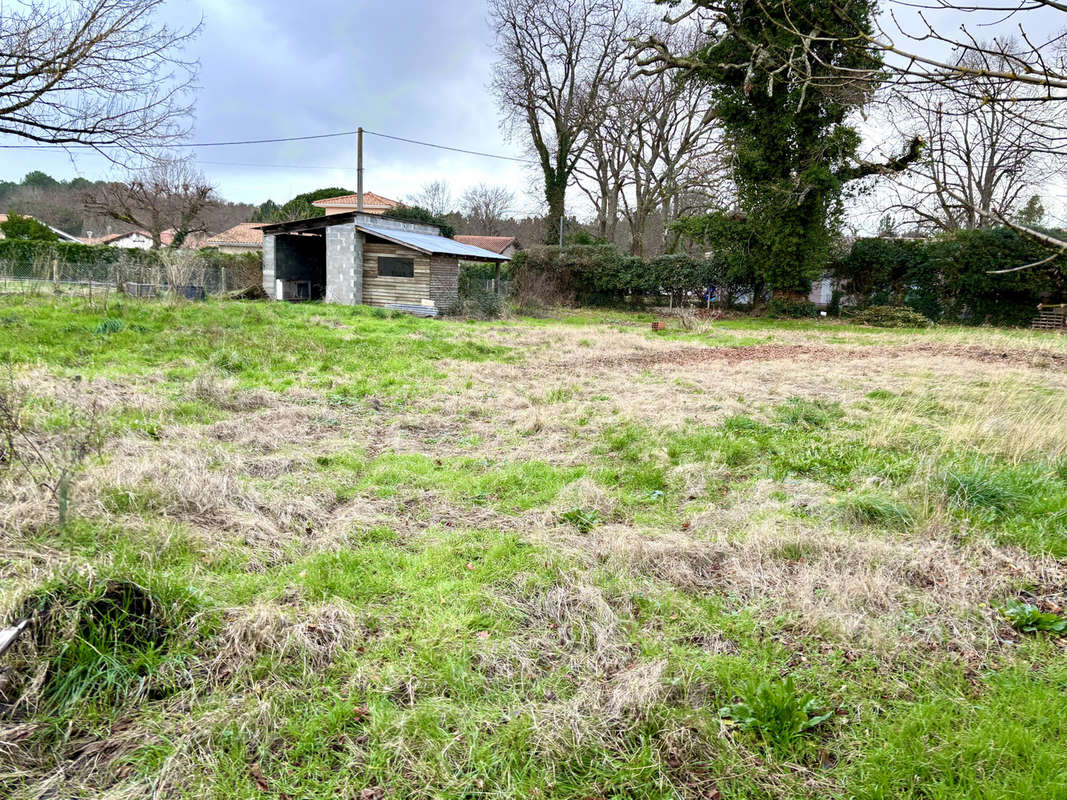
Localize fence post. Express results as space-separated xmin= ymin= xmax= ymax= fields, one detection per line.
xmin=52 ymin=257 xmax=59 ymax=293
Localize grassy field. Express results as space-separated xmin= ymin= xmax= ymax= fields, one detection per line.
xmin=1 ymin=294 xmax=1066 ymax=800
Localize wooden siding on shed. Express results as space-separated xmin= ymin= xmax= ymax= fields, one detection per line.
xmin=361 ymin=241 xmax=431 ymax=307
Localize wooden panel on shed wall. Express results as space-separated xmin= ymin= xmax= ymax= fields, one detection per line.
xmin=362 ymin=241 xmax=431 ymax=306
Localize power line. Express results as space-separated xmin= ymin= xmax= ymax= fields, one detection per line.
xmin=362 ymin=129 xmax=531 ymax=163
xmin=0 ymin=130 xmax=360 ymax=149
xmin=0 ymin=127 xmax=532 ymax=163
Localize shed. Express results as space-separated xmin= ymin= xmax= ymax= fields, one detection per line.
xmin=259 ymin=212 xmax=509 ymax=311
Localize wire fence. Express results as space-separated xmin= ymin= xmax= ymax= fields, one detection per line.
xmin=0 ymin=257 xmax=257 ymax=298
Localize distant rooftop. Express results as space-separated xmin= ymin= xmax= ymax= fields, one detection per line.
xmin=207 ymin=222 xmax=265 ymax=248
xmin=454 ymin=235 xmax=518 ymax=255
xmin=312 ymin=192 xmax=399 ymax=212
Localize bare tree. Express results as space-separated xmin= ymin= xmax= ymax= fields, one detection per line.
xmin=85 ymin=158 xmax=218 ymax=249
xmin=573 ymin=97 xmax=629 ymax=244
xmin=158 ymin=248 xmax=206 ymax=294
xmin=625 ymin=27 xmax=723 ymax=256
xmin=409 ymin=180 xmax=453 ymax=217
xmin=0 ymin=0 xmax=199 ymax=153
xmin=461 ymin=184 xmax=514 ymax=235
xmin=489 ymin=0 xmax=629 ymax=243
xmin=881 ymin=42 xmax=1063 ymax=233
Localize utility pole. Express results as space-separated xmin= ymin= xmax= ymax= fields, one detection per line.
xmin=357 ymin=127 xmax=364 ymax=213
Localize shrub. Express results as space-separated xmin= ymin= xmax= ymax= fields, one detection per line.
xmin=720 ymin=676 xmax=834 ymax=750
xmin=0 ymin=238 xmax=261 ymax=292
xmin=453 ymin=264 xmax=504 ymax=318
xmin=769 ymin=298 xmax=817 ymax=318
xmin=832 ymin=228 xmax=1067 ymax=326
xmin=0 ymin=212 xmax=59 ymax=242
xmin=851 ymin=305 xmax=933 ymax=328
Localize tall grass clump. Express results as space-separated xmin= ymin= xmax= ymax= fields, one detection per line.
xmin=835 ymin=492 xmax=914 ymax=529
xmin=3 ymin=577 xmax=197 ymax=719
xmin=941 ymin=461 xmax=1026 ymax=516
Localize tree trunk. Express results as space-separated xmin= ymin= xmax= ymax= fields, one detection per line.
xmin=545 ymin=180 xmax=566 ymax=246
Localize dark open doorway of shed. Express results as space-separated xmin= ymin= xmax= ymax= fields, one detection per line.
xmin=275 ymin=232 xmax=326 ymax=301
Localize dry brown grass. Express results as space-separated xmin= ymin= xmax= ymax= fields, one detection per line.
xmin=568 ymin=518 xmax=1064 ymax=659
xmin=208 ymin=601 xmax=358 ymax=681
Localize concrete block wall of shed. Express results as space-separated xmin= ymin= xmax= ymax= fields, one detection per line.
xmin=261 ymin=234 xmax=277 ymax=299
xmin=325 ymin=222 xmax=362 ymax=305
xmin=429 ymin=254 xmax=460 ymax=312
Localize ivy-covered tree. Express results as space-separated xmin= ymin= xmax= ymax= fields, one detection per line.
xmin=638 ymin=0 xmax=922 ymax=297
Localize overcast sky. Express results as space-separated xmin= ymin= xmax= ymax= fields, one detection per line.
xmin=0 ymin=0 xmax=1062 ymax=227
xmin=0 ymin=1 xmax=535 ymax=212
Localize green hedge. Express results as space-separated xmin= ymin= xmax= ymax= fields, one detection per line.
xmin=512 ymin=245 xmax=723 ymax=305
xmin=833 ymin=228 xmax=1067 ymax=326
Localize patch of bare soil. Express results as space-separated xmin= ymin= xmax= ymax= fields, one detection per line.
xmin=570 ymin=341 xmax=1067 ymax=372
xmin=900 ymin=342 xmax=1067 ymax=369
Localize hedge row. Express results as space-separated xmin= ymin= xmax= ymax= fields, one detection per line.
xmin=833 ymin=228 xmax=1067 ymax=326
xmin=511 ymin=245 xmax=723 ymax=305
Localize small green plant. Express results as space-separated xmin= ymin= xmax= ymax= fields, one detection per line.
xmin=720 ymin=676 xmax=833 ymax=750
xmin=93 ymin=317 xmax=125 ymax=335
xmin=559 ymin=507 xmax=600 ymax=533
xmin=1003 ymin=600 xmax=1067 ymax=634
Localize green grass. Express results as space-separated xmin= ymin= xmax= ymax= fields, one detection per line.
xmin=0 ymin=294 xmax=511 ymax=398
xmin=2 ymin=296 xmax=1066 ymax=799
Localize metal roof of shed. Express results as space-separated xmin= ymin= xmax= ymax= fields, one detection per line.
xmin=258 ymin=213 xmax=509 ymax=262
xmin=356 ymin=223 xmax=510 ymax=262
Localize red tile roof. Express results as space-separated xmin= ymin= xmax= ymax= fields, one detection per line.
xmin=453 ymin=235 xmax=518 ymax=255
xmin=206 ymin=222 xmax=264 ymax=247
xmin=312 ymin=191 xmax=399 ymax=212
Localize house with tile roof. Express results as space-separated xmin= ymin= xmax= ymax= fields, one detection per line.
xmin=206 ymin=222 xmax=264 ymax=254
xmin=79 ymin=228 xmax=206 ymax=250
xmin=79 ymin=230 xmax=154 ymax=249
xmin=312 ymin=191 xmax=399 ymax=216
xmin=453 ymin=235 xmax=520 ymax=258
